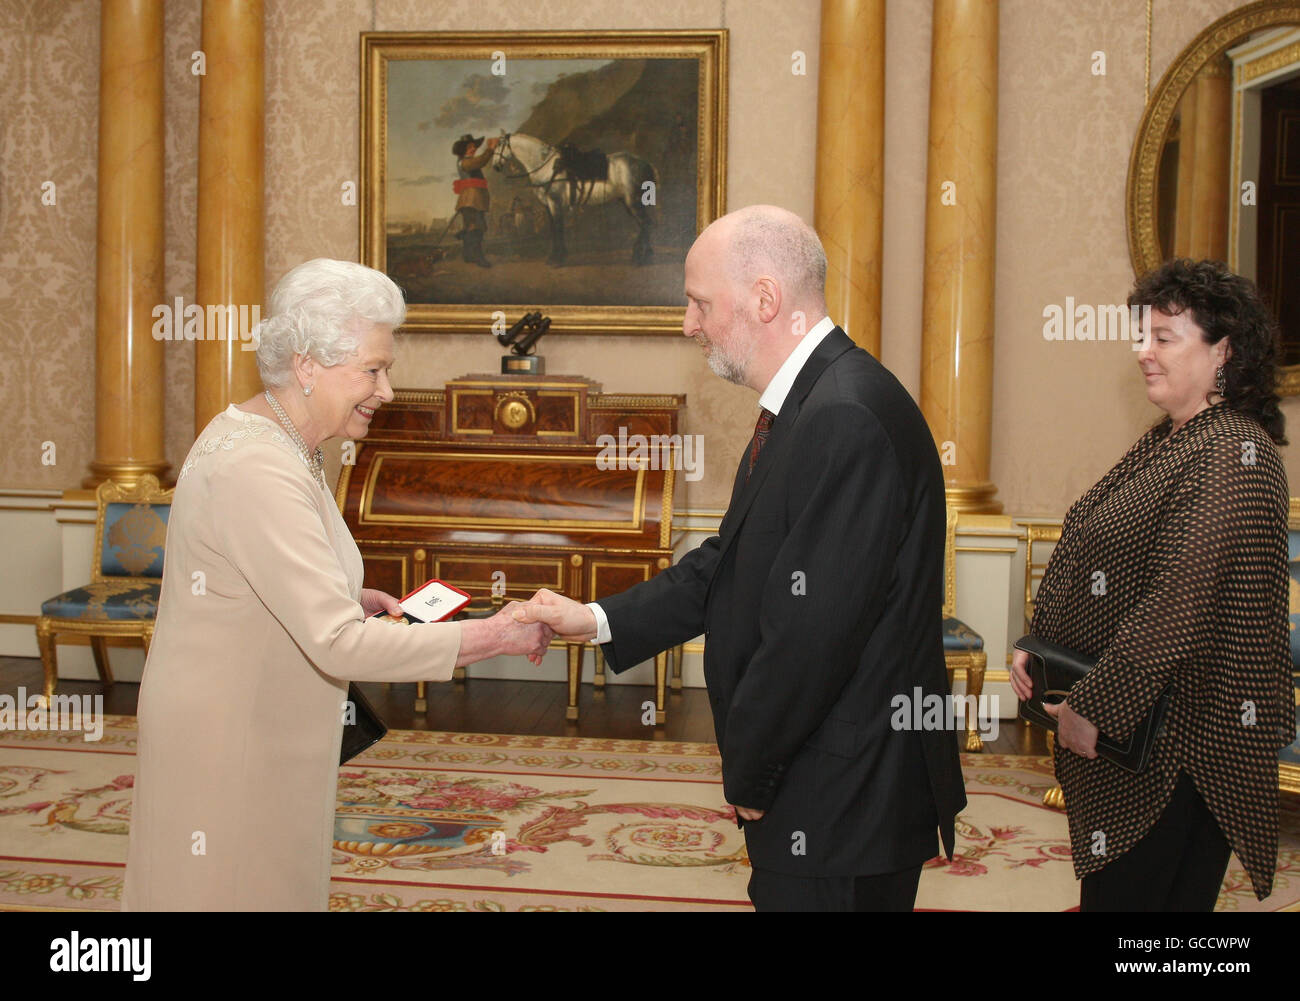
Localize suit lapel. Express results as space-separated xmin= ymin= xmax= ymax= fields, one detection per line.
xmin=715 ymin=328 xmax=857 ymax=563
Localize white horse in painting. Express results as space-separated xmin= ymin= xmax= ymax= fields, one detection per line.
xmin=491 ymin=131 xmax=658 ymax=267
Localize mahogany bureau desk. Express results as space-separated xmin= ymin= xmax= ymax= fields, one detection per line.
xmin=337 ymin=374 xmax=686 ymax=723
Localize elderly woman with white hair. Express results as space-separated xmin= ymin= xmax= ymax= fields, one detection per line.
xmin=122 ymin=259 xmax=550 ymax=911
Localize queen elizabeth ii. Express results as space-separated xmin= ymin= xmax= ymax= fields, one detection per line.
xmin=122 ymin=259 xmax=551 ymax=911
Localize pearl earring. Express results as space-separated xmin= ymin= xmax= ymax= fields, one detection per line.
xmin=304 ymin=385 xmax=313 ymax=397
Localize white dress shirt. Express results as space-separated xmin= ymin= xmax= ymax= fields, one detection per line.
xmin=586 ymin=315 xmax=836 ymax=645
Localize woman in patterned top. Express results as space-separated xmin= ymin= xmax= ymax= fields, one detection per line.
xmin=1011 ymin=259 xmax=1293 ymax=911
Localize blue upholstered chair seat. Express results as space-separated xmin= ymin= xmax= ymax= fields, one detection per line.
xmin=942 ymin=616 xmax=985 ymax=652
xmin=40 ymin=581 xmax=160 ymax=621
xmin=1284 ymin=674 xmax=1300 ymax=766
xmin=34 ymin=478 xmax=173 ymax=703
xmin=1283 ymin=709 xmax=1300 ymax=765
xmin=1284 ymin=523 xmax=1300 ymax=775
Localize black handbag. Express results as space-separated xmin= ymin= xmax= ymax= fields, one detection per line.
xmin=1014 ymin=635 xmax=1170 ymax=773
xmin=340 ymin=682 xmax=388 ymax=765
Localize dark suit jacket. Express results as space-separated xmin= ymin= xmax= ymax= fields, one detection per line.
xmin=599 ymin=327 xmax=966 ymax=876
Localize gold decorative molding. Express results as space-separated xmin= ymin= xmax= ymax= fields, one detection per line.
xmin=589 ymin=394 xmax=686 ymax=409
xmin=1239 ymin=36 xmax=1300 ymax=81
xmin=1144 ymin=0 xmax=1153 ymax=99
xmin=944 ymin=483 xmax=1002 ymax=515
xmin=359 ymin=30 xmax=727 ymax=336
xmin=494 ymin=392 xmax=535 ymax=431
xmin=391 ymin=389 xmax=446 ymax=405
xmin=1127 ymin=1 xmax=1300 ymax=279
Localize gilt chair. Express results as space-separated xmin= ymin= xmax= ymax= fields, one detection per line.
xmin=1021 ymin=520 xmax=1066 ymax=808
xmin=943 ymin=506 xmax=987 ymax=752
xmin=34 ymin=475 xmax=172 ymax=703
xmin=1280 ymin=500 xmax=1300 ymax=794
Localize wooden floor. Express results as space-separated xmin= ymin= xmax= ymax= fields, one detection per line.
xmin=0 ymin=655 xmax=1048 ymax=755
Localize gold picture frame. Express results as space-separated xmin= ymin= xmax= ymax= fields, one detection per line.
xmin=1125 ymin=1 xmax=1300 ymax=394
xmin=360 ymin=30 xmax=728 ymax=335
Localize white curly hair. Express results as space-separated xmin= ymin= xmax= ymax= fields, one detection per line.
xmin=253 ymin=258 xmax=405 ymax=389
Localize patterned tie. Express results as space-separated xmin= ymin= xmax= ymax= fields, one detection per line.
xmin=746 ymin=408 xmax=775 ymax=482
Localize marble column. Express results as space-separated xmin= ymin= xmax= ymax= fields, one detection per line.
xmin=83 ymin=0 xmax=169 ymax=489
xmin=919 ymin=0 xmax=1001 ymax=514
xmin=194 ymin=0 xmax=265 ymax=432
xmin=814 ymin=0 xmax=885 ymax=357
xmin=1185 ymin=55 xmax=1231 ymax=263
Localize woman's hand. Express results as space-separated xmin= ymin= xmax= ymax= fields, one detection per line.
xmin=1045 ymin=700 xmax=1099 ymax=759
xmin=1010 ymin=648 xmax=1033 ymax=701
xmin=360 ymin=588 xmax=403 ymax=618
xmin=492 ymin=602 xmax=553 ymax=663
xmin=456 ymin=602 xmax=554 ymax=667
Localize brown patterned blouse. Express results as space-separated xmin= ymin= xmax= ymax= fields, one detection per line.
xmin=1031 ymin=402 xmax=1293 ymax=900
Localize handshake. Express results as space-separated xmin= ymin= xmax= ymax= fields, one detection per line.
xmin=454 ymin=589 xmax=600 ymax=668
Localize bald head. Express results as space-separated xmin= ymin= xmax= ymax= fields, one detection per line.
xmin=705 ymin=205 xmax=828 ymax=310
xmin=682 ymin=205 xmax=831 ymax=391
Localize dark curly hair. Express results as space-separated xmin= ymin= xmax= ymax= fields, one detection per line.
xmin=1127 ymin=258 xmax=1286 ymax=445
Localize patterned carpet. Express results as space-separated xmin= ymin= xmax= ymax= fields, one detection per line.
xmin=0 ymin=716 xmax=1296 ymax=911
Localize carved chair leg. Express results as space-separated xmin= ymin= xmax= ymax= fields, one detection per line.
xmin=593 ymin=645 xmax=606 ymax=688
xmin=1043 ymin=731 xmax=1065 ymax=809
xmin=670 ymin=643 xmax=683 ymax=692
xmin=89 ymin=635 xmax=115 ymax=687
xmin=35 ymin=619 xmax=57 ymax=705
xmin=414 ymin=681 xmax=427 ymax=714
xmin=964 ymin=653 xmax=986 ymax=753
xmin=565 ymin=643 xmax=582 ymax=721
xmin=653 ymin=650 xmax=667 ymax=725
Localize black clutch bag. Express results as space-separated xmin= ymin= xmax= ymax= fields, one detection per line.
xmin=1014 ymin=635 xmax=1170 ymax=773
xmin=340 ymin=682 xmax=387 ymax=765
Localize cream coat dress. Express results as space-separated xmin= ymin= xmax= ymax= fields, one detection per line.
xmin=122 ymin=405 xmax=461 ymax=911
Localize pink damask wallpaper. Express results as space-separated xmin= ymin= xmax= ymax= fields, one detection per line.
xmin=0 ymin=0 xmax=1296 ymax=515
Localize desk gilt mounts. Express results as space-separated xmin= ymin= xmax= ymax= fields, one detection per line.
xmin=338 ymin=375 xmax=684 ymax=723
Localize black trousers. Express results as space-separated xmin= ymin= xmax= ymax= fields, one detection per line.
xmin=1079 ymin=771 xmax=1232 ymax=912
xmin=747 ymin=863 xmax=923 ymax=912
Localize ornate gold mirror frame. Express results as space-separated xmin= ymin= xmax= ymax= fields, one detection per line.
xmin=1126 ymin=0 xmax=1300 ymax=394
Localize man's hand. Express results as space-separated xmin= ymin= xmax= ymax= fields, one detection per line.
xmin=734 ymin=805 xmax=765 ymax=821
xmin=1045 ymin=700 xmax=1099 ymax=759
xmin=360 ymin=588 xmax=403 ymax=618
xmin=511 ymin=588 xmax=598 ymax=642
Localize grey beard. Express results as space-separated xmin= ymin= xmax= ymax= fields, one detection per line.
xmin=701 ymin=332 xmax=756 ymax=386
xmin=705 ymin=346 xmax=746 ymax=385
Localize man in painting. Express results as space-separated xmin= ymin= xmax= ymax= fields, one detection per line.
xmin=451 ymin=134 xmax=499 ymax=268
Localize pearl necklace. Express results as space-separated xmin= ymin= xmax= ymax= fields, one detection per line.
xmin=264 ymin=390 xmax=326 ymax=489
